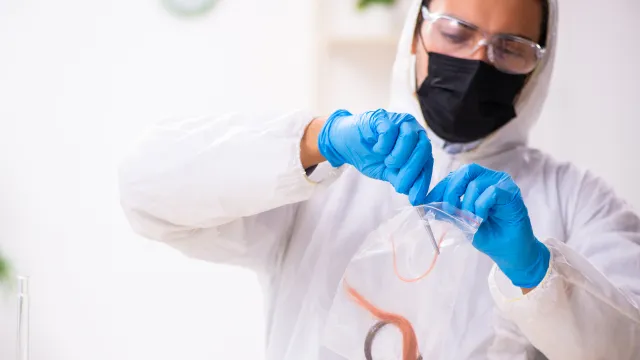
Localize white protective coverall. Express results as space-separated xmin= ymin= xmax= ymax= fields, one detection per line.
xmin=119 ymin=0 xmax=640 ymax=358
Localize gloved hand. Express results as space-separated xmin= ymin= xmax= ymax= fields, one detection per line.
xmin=318 ymin=109 xmax=433 ymax=205
xmin=425 ymin=163 xmax=550 ymax=288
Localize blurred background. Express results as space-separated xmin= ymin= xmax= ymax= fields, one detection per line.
xmin=0 ymin=0 xmax=638 ymax=359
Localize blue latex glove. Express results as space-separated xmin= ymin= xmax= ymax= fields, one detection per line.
xmin=318 ymin=109 xmax=433 ymax=205
xmin=425 ymin=163 xmax=550 ymax=288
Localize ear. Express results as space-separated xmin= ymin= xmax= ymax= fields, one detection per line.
xmin=411 ymin=34 xmax=418 ymax=55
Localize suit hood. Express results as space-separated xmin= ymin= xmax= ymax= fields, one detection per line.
xmin=388 ymin=0 xmax=558 ymax=160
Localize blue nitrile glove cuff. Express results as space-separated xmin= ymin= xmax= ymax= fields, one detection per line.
xmin=317 ymin=109 xmax=352 ymax=168
xmin=501 ymin=239 xmax=551 ymax=289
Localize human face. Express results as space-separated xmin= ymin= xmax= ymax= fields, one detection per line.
xmin=414 ymin=0 xmax=544 ymax=88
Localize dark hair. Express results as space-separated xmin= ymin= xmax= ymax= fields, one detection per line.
xmin=420 ymin=0 xmax=549 ymax=47
xmin=539 ymin=0 xmax=549 ymax=47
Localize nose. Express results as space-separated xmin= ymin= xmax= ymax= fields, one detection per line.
xmin=469 ymin=40 xmax=491 ymax=63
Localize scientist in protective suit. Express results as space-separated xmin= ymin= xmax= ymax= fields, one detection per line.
xmin=119 ymin=0 xmax=640 ymax=358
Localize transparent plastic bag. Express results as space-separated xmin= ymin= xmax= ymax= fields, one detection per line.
xmin=322 ymin=202 xmax=482 ymax=360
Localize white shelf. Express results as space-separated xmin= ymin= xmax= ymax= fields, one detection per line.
xmin=325 ymin=35 xmax=399 ymax=47
xmin=311 ymin=0 xmax=412 ymax=114
xmin=321 ymin=0 xmax=407 ymax=41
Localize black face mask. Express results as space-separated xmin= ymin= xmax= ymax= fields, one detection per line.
xmin=416 ymin=52 xmax=527 ymax=144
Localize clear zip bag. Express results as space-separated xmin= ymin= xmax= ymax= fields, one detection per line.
xmin=322 ymin=202 xmax=482 ymax=360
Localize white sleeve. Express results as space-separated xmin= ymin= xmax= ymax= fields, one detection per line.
xmin=118 ymin=110 xmax=342 ymax=272
xmin=488 ymin=171 xmax=640 ymax=359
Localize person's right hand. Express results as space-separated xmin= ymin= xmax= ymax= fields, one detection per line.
xmin=318 ymin=109 xmax=433 ymax=205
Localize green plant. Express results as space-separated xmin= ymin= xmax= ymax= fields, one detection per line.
xmin=357 ymin=0 xmax=396 ymax=10
xmin=0 ymin=254 xmax=9 ymax=284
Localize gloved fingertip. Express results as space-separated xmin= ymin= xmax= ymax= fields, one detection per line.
xmin=461 ymin=202 xmax=474 ymax=214
xmin=425 ymin=188 xmax=443 ymax=204
xmin=474 ymin=203 xmax=490 ymax=220
xmin=396 ymin=167 xmax=421 ymax=195
xmin=372 ymin=141 xmax=383 ymax=154
xmin=474 ymin=192 xmax=496 ymax=220
xmin=384 ymin=155 xmax=397 ymax=168
xmin=375 ymin=120 xmax=390 ymax=134
xmin=383 ymin=167 xmax=398 ymax=184
xmin=373 ymin=139 xmax=391 ymax=156
xmin=395 ymin=181 xmax=410 ymax=195
xmin=409 ymin=184 xmax=428 ymax=206
xmin=374 ymin=127 xmax=399 ymax=155
xmin=444 ymin=195 xmax=461 ymax=208
xmin=424 ymin=193 xmax=436 ymax=204
xmin=409 ymin=193 xmax=421 ymax=206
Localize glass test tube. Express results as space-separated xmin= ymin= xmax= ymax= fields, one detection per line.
xmin=416 ymin=207 xmax=439 ymax=254
xmin=16 ymin=276 xmax=30 ymax=360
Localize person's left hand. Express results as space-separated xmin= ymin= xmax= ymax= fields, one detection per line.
xmin=425 ymin=163 xmax=550 ymax=288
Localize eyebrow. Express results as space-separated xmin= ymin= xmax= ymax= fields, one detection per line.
xmin=506 ymin=33 xmax=536 ymax=42
xmin=441 ymin=12 xmax=537 ymax=42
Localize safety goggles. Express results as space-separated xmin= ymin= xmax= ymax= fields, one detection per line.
xmin=419 ymin=6 xmax=546 ymax=74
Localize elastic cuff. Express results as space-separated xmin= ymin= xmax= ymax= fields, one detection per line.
xmin=306 ymin=161 xmax=344 ymax=184
xmin=488 ymin=254 xmax=554 ymax=304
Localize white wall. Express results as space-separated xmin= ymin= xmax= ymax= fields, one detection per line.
xmin=315 ymin=0 xmax=410 ymax=114
xmin=530 ymin=0 xmax=640 ymax=206
xmin=1 ymin=0 xmax=639 ymax=359
xmin=0 ymin=0 xmax=316 ymax=359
